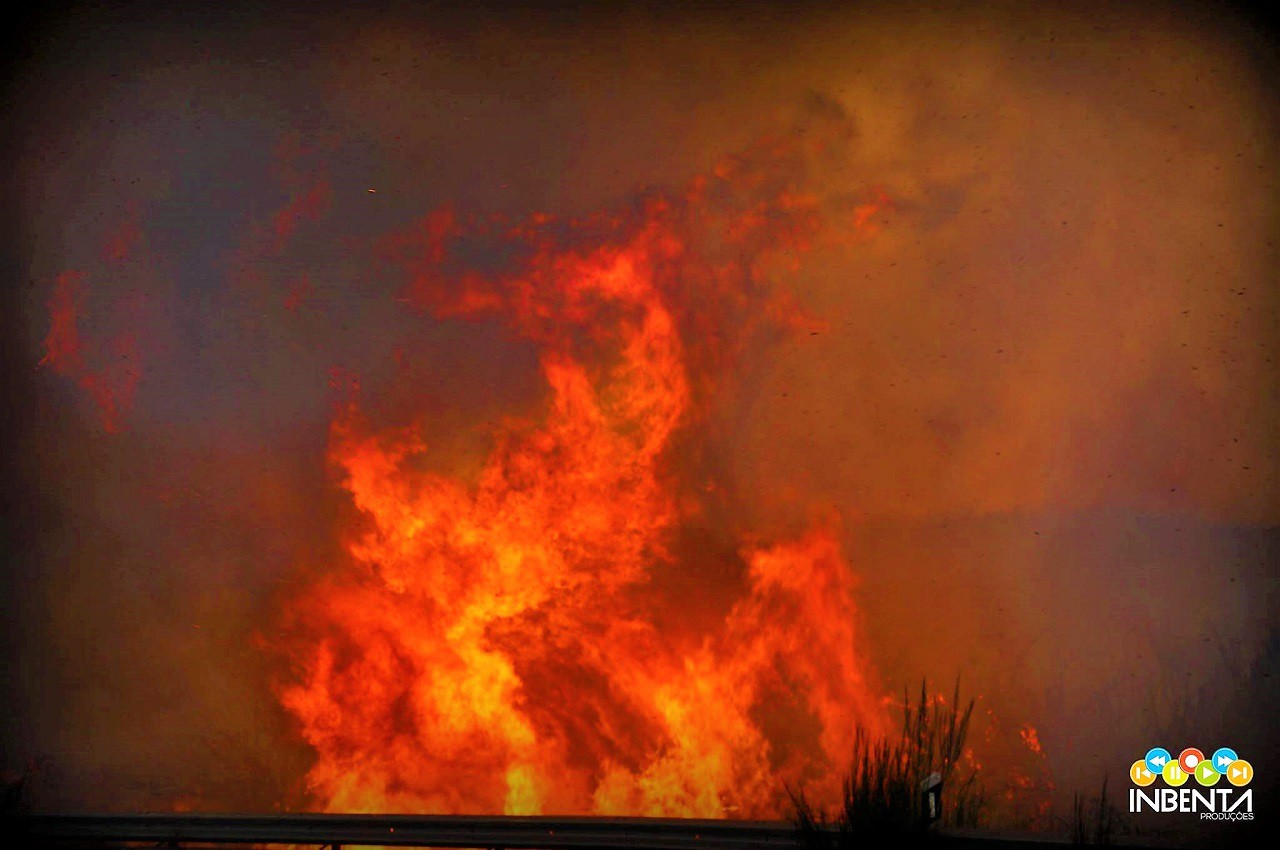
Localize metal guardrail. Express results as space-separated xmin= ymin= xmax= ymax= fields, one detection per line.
xmin=8 ymin=813 xmax=1120 ymax=848
xmin=11 ymin=813 xmax=806 ymax=849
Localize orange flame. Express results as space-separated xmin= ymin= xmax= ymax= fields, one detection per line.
xmin=271 ymin=152 xmax=889 ymax=817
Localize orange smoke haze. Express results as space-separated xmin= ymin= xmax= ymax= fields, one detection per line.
xmin=3 ymin=0 xmax=1276 ymax=829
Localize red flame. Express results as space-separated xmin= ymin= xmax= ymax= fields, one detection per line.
xmin=270 ymin=146 xmax=891 ymax=817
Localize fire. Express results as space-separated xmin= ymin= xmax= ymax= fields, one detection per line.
xmin=270 ymin=146 xmax=889 ymax=817
xmin=1019 ymin=725 xmax=1043 ymax=756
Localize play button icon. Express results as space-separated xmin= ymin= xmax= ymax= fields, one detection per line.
xmin=1195 ymin=761 xmax=1219 ymax=786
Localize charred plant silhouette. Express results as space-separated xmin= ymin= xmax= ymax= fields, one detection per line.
xmin=789 ymin=678 xmax=982 ymax=845
xmin=1071 ymin=775 xmax=1122 ymax=845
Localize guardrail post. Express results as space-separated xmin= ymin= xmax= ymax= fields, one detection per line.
xmin=920 ymin=771 xmax=943 ymax=826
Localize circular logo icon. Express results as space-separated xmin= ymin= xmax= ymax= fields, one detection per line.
xmin=1226 ymin=759 xmax=1253 ymax=787
xmin=1162 ymin=761 xmax=1190 ymax=786
xmin=1179 ymin=747 xmax=1205 ymax=773
xmin=1130 ymin=759 xmax=1157 ymax=786
xmin=1194 ymin=760 xmax=1220 ymax=786
xmin=1211 ymin=747 xmax=1238 ymax=773
xmin=1145 ymin=747 xmax=1172 ymax=775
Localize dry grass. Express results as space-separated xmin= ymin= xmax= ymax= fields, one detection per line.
xmin=1069 ymin=775 xmax=1125 ymax=845
xmin=789 ymin=679 xmax=982 ymax=844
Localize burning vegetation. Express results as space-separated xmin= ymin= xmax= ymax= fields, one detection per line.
xmin=12 ymin=5 xmax=1274 ymax=837
xmin=269 ymin=137 xmax=892 ymax=817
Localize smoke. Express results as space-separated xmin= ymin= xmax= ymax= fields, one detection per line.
xmin=3 ymin=0 xmax=1276 ymax=823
